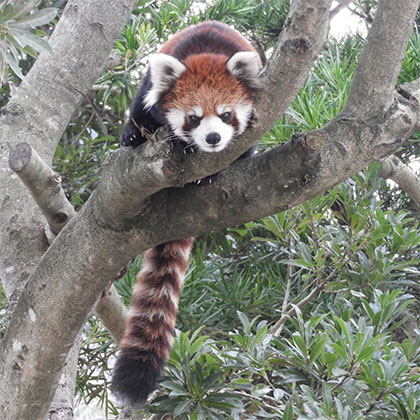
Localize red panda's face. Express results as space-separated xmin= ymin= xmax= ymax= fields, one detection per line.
xmin=144 ymin=52 xmax=260 ymax=152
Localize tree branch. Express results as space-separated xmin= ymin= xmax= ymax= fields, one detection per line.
xmin=7 ymin=140 xmax=129 ymax=418
xmin=8 ymin=143 xmax=76 ymax=234
xmin=344 ymin=0 xmax=420 ymax=118
xmin=380 ymin=155 xmax=420 ymax=209
xmin=96 ymin=284 xmax=128 ymax=344
xmin=329 ymin=0 xmax=354 ymax=20
xmin=0 ymin=0 xmax=139 ymax=307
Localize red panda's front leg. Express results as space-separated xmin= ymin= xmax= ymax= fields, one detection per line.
xmin=120 ymin=70 xmax=164 ymax=147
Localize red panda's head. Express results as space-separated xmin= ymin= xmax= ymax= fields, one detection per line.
xmin=143 ymin=52 xmax=260 ymax=152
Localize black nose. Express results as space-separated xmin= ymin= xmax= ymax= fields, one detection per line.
xmin=206 ymin=132 xmax=221 ymax=145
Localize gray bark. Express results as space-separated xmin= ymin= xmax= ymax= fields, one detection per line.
xmin=0 ymin=0 xmax=138 ymax=419
xmin=0 ymin=0 xmax=419 ymax=419
xmin=47 ymin=329 xmax=83 ymax=420
xmin=0 ymin=0 xmax=138 ymax=303
xmin=7 ymin=138 xmax=128 ymax=419
xmin=8 ymin=142 xmax=76 ymax=234
xmin=380 ymin=155 xmax=420 ymax=209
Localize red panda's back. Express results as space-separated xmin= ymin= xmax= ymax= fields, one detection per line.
xmin=160 ymin=21 xmax=258 ymax=62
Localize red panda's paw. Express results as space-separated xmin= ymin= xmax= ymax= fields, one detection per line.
xmin=168 ymin=137 xmax=197 ymax=155
xmin=120 ymin=124 xmax=148 ymax=147
xmin=192 ymin=173 xmax=219 ymax=186
xmin=111 ymin=353 xmax=164 ymax=407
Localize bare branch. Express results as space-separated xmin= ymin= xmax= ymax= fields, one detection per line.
xmin=330 ymin=0 xmax=354 ymax=20
xmin=47 ymin=329 xmax=83 ymax=420
xmin=380 ymin=155 xmax=420 ymax=209
xmin=96 ymin=285 xmax=128 ymax=344
xmin=8 ymin=143 xmax=76 ymax=234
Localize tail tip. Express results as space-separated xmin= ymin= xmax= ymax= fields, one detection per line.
xmin=111 ymin=355 xmax=163 ymax=406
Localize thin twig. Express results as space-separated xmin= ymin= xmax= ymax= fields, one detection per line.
xmin=271 ymin=243 xmax=364 ymax=337
xmin=330 ymin=0 xmax=354 ymax=20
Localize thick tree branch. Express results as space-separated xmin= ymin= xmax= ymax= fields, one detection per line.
xmin=344 ymin=0 xmax=420 ymax=118
xmin=134 ymin=82 xmax=420 ymax=243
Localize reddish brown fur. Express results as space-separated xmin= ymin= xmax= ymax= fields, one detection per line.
xmin=162 ymin=53 xmax=253 ymax=117
xmin=160 ymin=21 xmax=256 ymax=57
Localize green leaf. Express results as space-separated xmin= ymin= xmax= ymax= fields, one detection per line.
xmin=12 ymin=0 xmax=40 ymax=20
xmin=10 ymin=8 xmax=57 ymax=28
xmin=237 ymin=311 xmax=250 ymax=330
xmin=173 ymin=399 xmax=193 ymax=418
xmin=283 ymin=401 xmax=294 ymax=420
xmin=5 ymin=51 xmax=23 ymax=79
xmin=0 ymin=4 xmax=14 ymax=23
xmin=8 ymin=27 xmax=52 ymax=55
xmin=309 ymin=335 xmax=328 ymax=364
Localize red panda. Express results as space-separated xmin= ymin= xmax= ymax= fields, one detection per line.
xmin=113 ymin=21 xmax=261 ymax=406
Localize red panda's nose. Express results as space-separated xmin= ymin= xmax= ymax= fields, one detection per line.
xmin=206 ymin=133 xmax=221 ymax=145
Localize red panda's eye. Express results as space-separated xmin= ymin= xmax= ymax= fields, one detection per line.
xmin=220 ymin=112 xmax=232 ymax=123
xmin=189 ymin=115 xmax=201 ymax=127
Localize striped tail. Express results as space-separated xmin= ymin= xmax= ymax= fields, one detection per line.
xmin=112 ymin=238 xmax=194 ymax=406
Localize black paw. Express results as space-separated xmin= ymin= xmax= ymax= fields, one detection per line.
xmin=120 ymin=124 xmax=147 ymax=147
xmin=169 ymin=137 xmax=197 ymax=154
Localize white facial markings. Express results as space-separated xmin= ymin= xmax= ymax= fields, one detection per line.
xmin=191 ymin=115 xmax=234 ymax=152
xmin=166 ymin=102 xmax=253 ymax=152
xmin=166 ymin=108 xmax=186 ymax=138
xmin=216 ymin=104 xmax=232 ymax=115
xmin=234 ymin=102 xmax=253 ymax=134
xmin=191 ymin=106 xmax=203 ymax=118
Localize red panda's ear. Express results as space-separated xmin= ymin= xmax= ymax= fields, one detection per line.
xmin=226 ymin=51 xmax=261 ymax=89
xmin=144 ymin=54 xmax=186 ymax=108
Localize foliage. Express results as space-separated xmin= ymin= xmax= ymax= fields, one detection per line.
xmin=0 ymin=0 xmax=56 ymax=85
xmin=78 ymin=168 xmax=420 ymax=419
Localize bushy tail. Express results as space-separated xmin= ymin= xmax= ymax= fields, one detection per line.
xmin=112 ymin=238 xmax=194 ymax=406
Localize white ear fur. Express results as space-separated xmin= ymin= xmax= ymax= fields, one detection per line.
xmin=226 ymin=51 xmax=260 ymax=88
xmin=143 ymin=54 xmax=186 ymax=108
